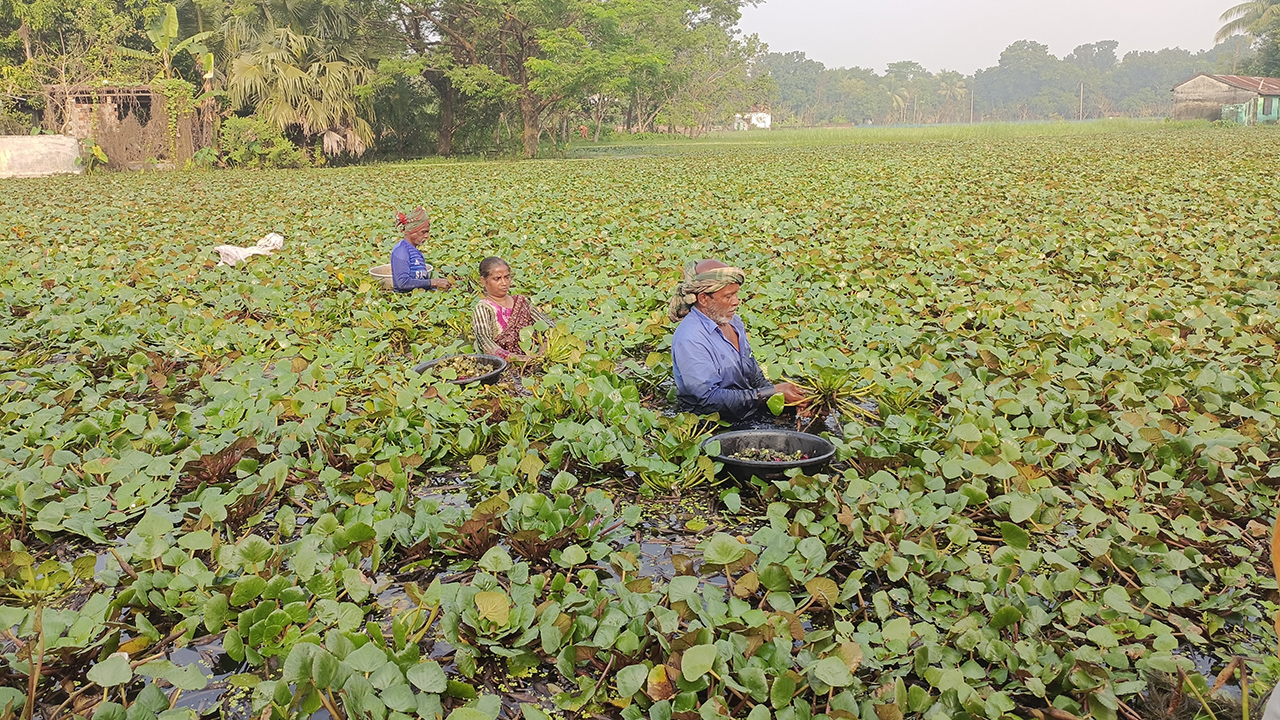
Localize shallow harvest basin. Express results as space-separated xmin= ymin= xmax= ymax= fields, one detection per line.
xmin=701 ymin=429 xmax=836 ymax=480
xmin=370 ymin=262 xmax=434 ymax=291
xmin=370 ymin=264 xmax=394 ymax=290
xmin=413 ymin=353 xmax=506 ymax=385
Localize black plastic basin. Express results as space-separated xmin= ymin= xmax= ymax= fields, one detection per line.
xmin=413 ymin=353 xmax=507 ymax=385
xmin=701 ymin=429 xmax=836 ymax=480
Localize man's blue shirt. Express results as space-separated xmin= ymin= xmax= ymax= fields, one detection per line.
xmin=390 ymin=239 xmax=434 ymax=292
xmin=671 ymin=307 xmax=774 ymax=420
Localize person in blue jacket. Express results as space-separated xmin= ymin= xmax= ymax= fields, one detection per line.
xmin=390 ymin=206 xmax=454 ymax=292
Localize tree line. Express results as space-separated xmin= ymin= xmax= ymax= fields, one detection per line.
xmin=761 ymin=37 xmax=1254 ymax=128
xmin=0 ymin=0 xmax=769 ymax=159
xmin=3 ymin=0 xmax=1278 ymax=163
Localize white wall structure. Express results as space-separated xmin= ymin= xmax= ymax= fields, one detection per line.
xmin=0 ymin=135 xmax=82 ymax=178
xmin=747 ymin=112 xmax=772 ymax=129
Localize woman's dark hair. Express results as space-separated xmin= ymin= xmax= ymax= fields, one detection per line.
xmin=479 ymin=256 xmax=510 ymax=278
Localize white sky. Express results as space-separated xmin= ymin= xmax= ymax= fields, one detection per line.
xmin=738 ymin=0 xmax=1229 ymax=74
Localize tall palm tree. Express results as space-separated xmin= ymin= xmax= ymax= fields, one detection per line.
xmin=937 ymin=78 xmax=967 ymax=104
xmin=881 ymin=85 xmax=906 ymax=124
xmin=937 ymin=75 xmax=967 ymax=122
xmin=1216 ymin=0 xmax=1280 ymax=43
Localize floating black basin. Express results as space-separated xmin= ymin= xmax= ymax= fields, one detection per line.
xmin=701 ymin=429 xmax=836 ymax=481
xmin=413 ymin=353 xmax=507 ymax=385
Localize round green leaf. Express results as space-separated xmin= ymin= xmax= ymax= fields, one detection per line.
xmin=617 ymin=663 xmax=649 ymax=698
xmin=702 ymin=533 xmax=746 ymax=565
xmin=681 ymin=644 xmax=717 ymax=679
xmin=87 ymin=654 xmax=133 ymax=687
xmin=998 ymin=522 xmax=1030 ymax=550
xmin=811 ymin=657 xmax=852 ymax=688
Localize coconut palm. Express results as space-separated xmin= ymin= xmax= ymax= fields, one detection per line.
xmin=883 ymin=85 xmax=906 ymax=123
xmin=1216 ymin=0 xmax=1280 ymax=43
xmin=937 ymin=76 xmax=967 ymax=104
xmin=936 ymin=72 xmax=967 ymax=122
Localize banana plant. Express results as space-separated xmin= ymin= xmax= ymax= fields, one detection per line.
xmin=116 ymin=4 xmax=215 ymax=80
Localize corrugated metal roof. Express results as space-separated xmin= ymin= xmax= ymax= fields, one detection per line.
xmin=1207 ymin=74 xmax=1280 ymax=95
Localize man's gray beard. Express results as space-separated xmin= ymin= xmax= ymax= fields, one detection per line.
xmin=702 ymin=307 xmax=738 ymax=326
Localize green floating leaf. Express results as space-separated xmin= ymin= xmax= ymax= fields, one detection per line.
xmin=521 ymin=704 xmax=551 ymax=720
xmin=87 ymin=654 xmax=133 ymax=687
xmin=557 ymin=544 xmax=588 ymax=567
xmin=344 ymin=642 xmax=388 ymax=673
xmin=479 ymin=546 xmax=514 ymax=573
xmin=617 ymin=663 xmax=649 ymax=698
xmin=811 ymin=656 xmax=852 ymax=687
xmin=881 ymin=617 xmax=912 ymax=644
xmin=720 ymin=489 xmax=742 ymax=513
xmin=408 ymin=660 xmax=448 ymax=693
xmin=681 ymin=644 xmax=717 ymax=679
xmin=1008 ymin=495 xmax=1039 ymax=523
xmin=475 ymin=590 xmax=511 ymax=626
xmin=998 ymin=521 xmax=1030 ymax=550
xmin=92 ymin=702 xmax=126 ymax=720
xmin=702 ymin=533 xmax=746 ymax=565
xmin=989 ymin=605 xmax=1023 ymax=629
xmin=953 ymin=422 xmax=982 ymax=443
xmin=770 ymin=674 xmax=797 ymax=709
xmin=447 ymin=708 xmax=494 ymax=720
xmin=230 ymin=576 xmax=266 ymax=605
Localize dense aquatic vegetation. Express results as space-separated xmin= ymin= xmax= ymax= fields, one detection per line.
xmin=1 ymin=125 xmax=1279 ymax=720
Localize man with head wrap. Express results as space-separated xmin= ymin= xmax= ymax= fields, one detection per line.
xmin=669 ymin=259 xmax=805 ymax=420
xmin=390 ymin=206 xmax=454 ymax=292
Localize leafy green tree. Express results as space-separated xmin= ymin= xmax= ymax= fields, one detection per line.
xmin=1108 ymin=47 xmax=1203 ymax=115
xmin=396 ymin=0 xmax=508 ymax=156
xmin=755 ymin=51 xmax=827 ymax=126
xmin=0 ymin=0 xmax=136 ymax=72
xmin=432 ymin=0 xmax=592 ymax=157
xmin=619 ymin=0 xmax=760 ymax=134
xmin=661 ymin=27 xmax=768 ymax=135
xmin=974 ymin=40 xmax=1066 ymax=119
xmin=1247 ymin=14 xmax=1280 ymax=75
xmin=397 ymin=0 xmax=584 ymax=157
xmin=365 ymin=58 xmax=440 ymax=157
xmin=1065 ymin=40 xmax=1119 ymax=73
xmin=0 ymin=0 xmax=141 ymax=133
xmin=830 ymin=66 xmax=888 ymax=124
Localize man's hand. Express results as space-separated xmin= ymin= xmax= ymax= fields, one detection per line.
xmin=432 ymin=278 xmax=454 ymax=290
xmin=774 ymin=382 xmax=807 ymax=407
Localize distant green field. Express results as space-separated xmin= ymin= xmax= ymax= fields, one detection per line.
xmin=2 ymin=126 xmax=1278 ymax=720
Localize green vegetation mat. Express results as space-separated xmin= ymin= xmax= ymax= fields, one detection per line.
xmin=2 ymin=124 xmax=1279 ymax=720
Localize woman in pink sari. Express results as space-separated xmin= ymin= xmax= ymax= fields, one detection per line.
xmin=471 ymin=256 xmax=552 ymax=359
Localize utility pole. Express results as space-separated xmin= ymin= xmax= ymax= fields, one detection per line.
xmin=970 ymin=90 xmax=974 ymax=123
xmin=1079 ymin=83 xmax=1084 ymax=121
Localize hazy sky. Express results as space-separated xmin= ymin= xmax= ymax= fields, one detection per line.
xmin=738 ymin=1 xmax=1229 ymax=75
